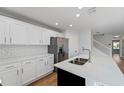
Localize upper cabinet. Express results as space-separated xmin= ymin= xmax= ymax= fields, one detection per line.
xmin=9 ymin=21 xmax=28 ymax=45
xmin=27 ymin=25 xmax=50 ymax=45
xmin=0 ymin=17 xmax=9 ymax=44
xmin=0 ymin=15 xmax=63 ymax=45
xmin=42 ymin=28 xmax=50 ymax=45
xmin=49 ymin=30 xmax=64 ymax=38
xmin=27 ymin=25 xmax=42 ymax=45
xmin=0 ymin=16 xmax=28 ymax=45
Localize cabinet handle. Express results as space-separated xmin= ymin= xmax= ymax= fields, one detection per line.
xmin=45 ymin=61 xmax=47 ymax=65
xmin=22 ymin=68 xmax=23 ymax=74
xmin=39 ymin=40 xmax=41 ymax=43
xmin=4 ymin=37 xmax=6 ymax=44
xmin=5 ymin=66 xmax=15 ymax=70
xmin=10 ymin=37 xmax=12 ymax=44
xmin=17 ymin=69 xmax=19 ymax=76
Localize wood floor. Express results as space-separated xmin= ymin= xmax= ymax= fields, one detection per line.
xmin=30 ymin=73 xmax=57 ymax=86
xmin=113 ymin=54 xmax=124 ymax=74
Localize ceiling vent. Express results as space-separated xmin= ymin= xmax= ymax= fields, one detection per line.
xmin=88 ymin=7 xmax=96 ymax=15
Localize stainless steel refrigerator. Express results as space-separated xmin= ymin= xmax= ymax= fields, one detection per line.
xmin=48 ymin=37 xmax=68 ymax=64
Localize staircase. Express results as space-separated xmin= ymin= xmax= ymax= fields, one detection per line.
xmin=93 ymin=39 xmax=112 ymax=56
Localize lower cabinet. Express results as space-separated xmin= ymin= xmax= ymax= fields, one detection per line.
xmin=36 ymin=55 xmax=54 ymax=78
xmin=57 ymin=68 xmax=85 ymax=86
xmin=0 ymin=54 xmax=54 ymax=86
xmin=21 ymin=60 xmax=36 ymax=85
xmin=0 ymin=64 xmax=19 ymax=86
xmin=36 ymin=58 xmax=47 ymax=78
xmin=47 ymin=55 xmax=54 ymax=73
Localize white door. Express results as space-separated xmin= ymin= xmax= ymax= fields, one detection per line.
xmin=36 ymin=58 xmax=47 ymax=78
xmin=0 ymin=19 xmax=8 ymax=44
xmin=27 ymin=26 xmax=42 ymax=45
xmin=42 ymin=29 xmax=50 ymax=45
xmin=47 ymin=56 xmax=54 ymax=73
xmin=9 ymin=22 xmax=28 ymax=44
xmin=0 ymin=67 xmax=18 ymax=86
xmin=21 ymin=61 xmax=36 ymax=84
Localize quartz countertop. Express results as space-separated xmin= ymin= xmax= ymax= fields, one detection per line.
xmin=55 ymin=50 xmax=124 ymax=86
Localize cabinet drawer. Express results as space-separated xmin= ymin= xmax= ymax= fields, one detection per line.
xmin=0 ymin=63 xmax=19 ymax=72
xmin=22 ymin=60 xmax=34 ymax=65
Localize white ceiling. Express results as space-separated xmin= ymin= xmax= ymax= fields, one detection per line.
xmin=91 ymin=8 xmax=124 ymax=34
xmin=2 ymin=7 xmax=124 ymax=34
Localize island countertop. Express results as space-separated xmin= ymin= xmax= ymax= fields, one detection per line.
xmin=55 ymin=50 xmax=124 ymax=86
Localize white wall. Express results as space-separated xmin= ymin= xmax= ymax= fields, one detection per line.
xmin=79 ymin=29 xmax=92 ymax=53
xmin=63 ymin=30 xmax=80 ymax=58
xmin=63 ymin=29 xmax=92 ymax=58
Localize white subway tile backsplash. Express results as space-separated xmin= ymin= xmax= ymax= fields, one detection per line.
xmin=0 ymin=45 xmax=48 ymax=59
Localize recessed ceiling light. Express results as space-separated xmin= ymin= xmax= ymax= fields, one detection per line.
xmin=55 ymin=22 xmax=59 ymax=25
xmin=114 ymin=35 xmax=120 ymax=38
xmin=69 ymin=24 xmax=73 ymax=27
xmin=76 ymin=14 xmax=80 ymax=17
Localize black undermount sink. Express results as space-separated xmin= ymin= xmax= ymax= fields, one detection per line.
xmin=69 ymin=58 xmax=88 ymax=65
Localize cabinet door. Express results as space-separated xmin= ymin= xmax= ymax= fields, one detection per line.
xmin=27 ymin=26 xmax=42 ymax=45
xmin=36 ymin=58 xmax=47 ymax=78
xmin=0 ymin=19 xmax=8 ymax=44
xmin=49 ymin=30 xmax=56 ymax=37
xmin=9 ymin=22 xmax=28 ymax=44
xmin=49 ymin=30 xmax=63 ymax=38
xmin=47 ymin=55 xmax=54 ymax=73
xmin=0 ymin=67 xmax=18 ymax=86
xmin=42 ymin=29 xmax=50 ymax=45
xmin=21 ymin=61 xmax=36 ymax=84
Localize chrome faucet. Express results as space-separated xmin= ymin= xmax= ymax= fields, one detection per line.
xmin=82 ymin=48 xmax=91 ymax=63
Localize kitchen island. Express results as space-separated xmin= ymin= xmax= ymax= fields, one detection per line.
xmin=55 ymin=50 xmax=124 ymax=86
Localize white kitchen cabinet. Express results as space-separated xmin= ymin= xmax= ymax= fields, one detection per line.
xmin=21 ymin=60 xmax=36 ymax=85
xmin=0 ymin=15 xmax=60 ymax=45
xmin=0 ymin=54 xmax=54 ymax=86
xmin=9 ymin=22 xmax=28 ymax=44
xmin=0 ymin=19 xmax=6 ymax=44
xmin=27 ymin=25 xmax=42 ymax=45
xmin=0 ymin=64 xmax=19 ymax=86
xmin=36 ymin=55 xmax=54 ymax=78
xmin=42 ymin=29 xmax=50 ymax=45
xmin=47 ymin=55 xmax=54 ymax=73
xmin=0 ymin=17 xmax=9 ymax=44
xmin=0 ymin=15 xmax=28 ymax=45
xmin=27 ymin=25 xmax=51 ymax=45
xmin=56 ymin=32 xmax=64 ymax=37
xmin=49 ymin=30 xmax=64 ymax=38
xmin=49 ymin=30 xmax=56 ymax=37
xmin=36 ymin=58 xmax=47 ymax=78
